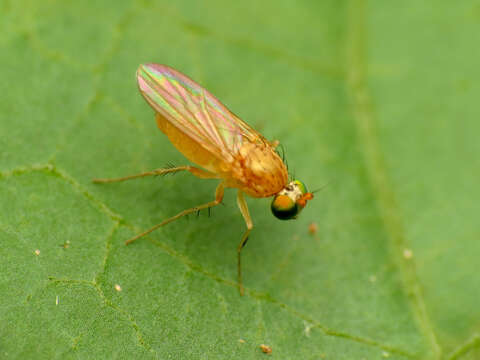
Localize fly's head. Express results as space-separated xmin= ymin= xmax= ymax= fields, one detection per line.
xmin=271 ymin=180 xmax=313 ymax=220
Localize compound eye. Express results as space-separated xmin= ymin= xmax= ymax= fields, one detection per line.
xmin=271 ymin=194 xmax=299 ymax=220
xmin=293 ymin=180 xmax=307 ymax=195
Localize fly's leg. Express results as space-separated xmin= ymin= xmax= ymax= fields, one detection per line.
xmin=236 ymin=190 xmax=253 ymax=296
xmin=92 ymin=166 xmax=218 ymax=183
xmin=125 ymin=182 xmax=224 ymax=245
xmin=270 ymin=139 xmax=280 ymax=149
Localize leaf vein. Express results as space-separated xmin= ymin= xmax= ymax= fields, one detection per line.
xmin=345 ymin=0 xmax=440 ymax=357
xmin=447 ymin=333 xmax=480 ymax=360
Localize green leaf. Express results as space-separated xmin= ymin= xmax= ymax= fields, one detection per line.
xmin=1 ymin=0 xmax=479 ymax=359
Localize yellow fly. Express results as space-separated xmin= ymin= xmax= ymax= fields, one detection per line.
xmin=93 ymin=64 xmax=314 ymax=295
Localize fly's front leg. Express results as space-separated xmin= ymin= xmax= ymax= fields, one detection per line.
xmin=269 ymin=139 xmax=280 ymax=149
xmin=92 ymin=166 xmax=218 ymax=183
xmin=125 ymin=182 xmax=225 ymax=245
xmin=236 ymin=190 xmax=253 ymax=296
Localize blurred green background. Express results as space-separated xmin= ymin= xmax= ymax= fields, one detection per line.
xmin=1 ymin=0 xmax=479 ymax=359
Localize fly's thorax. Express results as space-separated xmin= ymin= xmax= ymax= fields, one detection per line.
xmin=229 ymin=141 xmax=288 ymax=198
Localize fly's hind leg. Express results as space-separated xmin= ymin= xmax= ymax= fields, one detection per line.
xmin=92 ymin=166 xmax=219 ymax=183
xmin=125 ymin=182 xmax=225 ymax=245
xmin=236 ymin=190 xmax=253 ymax=296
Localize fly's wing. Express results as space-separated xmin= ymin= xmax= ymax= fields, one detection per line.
xmin=137 ymin=63 xmax=265 ymax=163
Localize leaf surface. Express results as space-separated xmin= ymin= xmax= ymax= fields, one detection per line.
xmin=1 ymin=0 xmax=479 ymax=359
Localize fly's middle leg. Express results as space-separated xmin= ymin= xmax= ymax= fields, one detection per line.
xmin=236 ymin=190 xmax=253 ymax=296
xmin=124 ymin=182 xmax=225 ymax=245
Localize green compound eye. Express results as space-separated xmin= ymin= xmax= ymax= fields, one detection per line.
xmin=293 ymin=179 xmax=307 ymax=195
xmin=271 ymin=194 xmax=299 ymax=220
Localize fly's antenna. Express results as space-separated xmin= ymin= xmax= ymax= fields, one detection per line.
xmin=311 ymin=181 xmax=331 ymax=194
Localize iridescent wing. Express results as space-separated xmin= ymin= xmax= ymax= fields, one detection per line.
xmin=137 ymin=63 xmax=265 ymax=163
